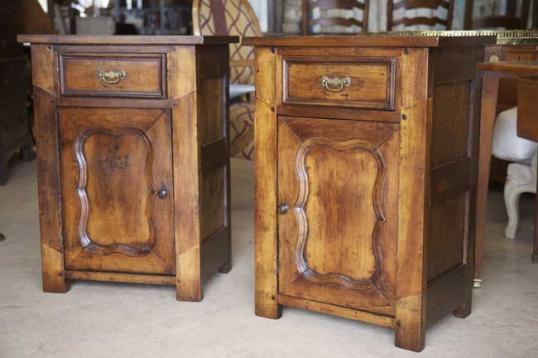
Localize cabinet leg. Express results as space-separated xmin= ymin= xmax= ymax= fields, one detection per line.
xmin=453 ymin=300 xmax=472 ymax=319
xmin=218 ymin=259 xmax=232 ymax=273
xmin=394 ymin=314 xmax=426 ymax=352
xmin=20 ymin=144 xmax=36 ymax=162
xmin=0 ymin=157 xmax=7 ymax=185
xmin=42 ymin=270 xmax=68 ymax=294
xmin=175 ymin=273 xmax=203 ymax=302
xmin=218 ymin=227 xmax=232 ymax=273
xmin=255 ymin=294 xmax=282 ymax=319
xmin=176 ymin=286 xmax=203 ymax=301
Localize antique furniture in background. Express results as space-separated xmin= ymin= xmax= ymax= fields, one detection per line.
xmin=491 ymin=107 xmax=537 ymax=239
xmin=192 ymin=0 xmax=259 ymax=159
xmin=18 ymin=34 xmax=237 ymax=301
xmin=473 ymin=31 xmax=538 ymax=287
xmin=246 ymin=33 xmax=495 ymax=351
xmin=300 ymin=0 xmax=370 ymax=34
xmin=0 ymin=1 xmax=36 ymax=184
xmin=477 ymin=60 xmax=538 ymax=265
xmin=465 ymin=0 xmax=531 ymax=30
xmin=387 ymin=0 xmax=455 ymax=31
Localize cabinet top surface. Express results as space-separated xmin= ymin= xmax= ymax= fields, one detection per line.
xmin=17 ymin=35 xmax=239 ymax=46
xmin=244 ymin=31 xmax=538 ymax=48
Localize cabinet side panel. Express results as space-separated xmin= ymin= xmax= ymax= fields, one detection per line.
xmin=394 ymin=47 xmax=430 ymax=352
xmin=196 ymin=45 xmax=231 ymax=277
xmin=196 ymin=46 xmax=227 ymax=240
xmin=427 ymin=46 xmax=484 ymax=324
xmin=31 ymin=44 xmax=67 ymax=293
xmin=254 ymin=47 xmax=282 ymax=319
xmin=168 ymin=45 xmax=203 ymax=301
xmin=428 ymin=82 xmax=471 ymax=281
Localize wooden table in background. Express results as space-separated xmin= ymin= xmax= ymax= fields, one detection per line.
xmin=477 ymin=61 xmax=538 ymax=267
xmin=474 ymin=36 xmax=538 ymax=288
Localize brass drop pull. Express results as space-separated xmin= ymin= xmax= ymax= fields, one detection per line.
xmin=98 ymin=70 xmax=126 ymax=85
xmin=320 ymin=75 xmax=351 ymax=92
xmin=157 ymin=185 xmax=169 ymax=199
xmin=278 ymin=203 xmax=289 ymax=214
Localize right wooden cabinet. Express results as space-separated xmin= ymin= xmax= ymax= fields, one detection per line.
xmin=247 ymin=34 xmax=495 ymax=352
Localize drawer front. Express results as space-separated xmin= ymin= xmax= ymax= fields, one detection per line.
xmin=283 ymin=57 xmax=396 ymax=110
xmin=60 ymin=54 xmax=165 ymax=98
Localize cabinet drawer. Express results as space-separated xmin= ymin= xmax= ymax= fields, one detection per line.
xmin=283 ymin=57 xmax=396 ymax=111
xmin=60 ymin=54 xmax=165 ymax=98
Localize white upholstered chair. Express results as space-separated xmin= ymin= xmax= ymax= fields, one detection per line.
xmin=492 ymin=107 xmax=538 ymax=239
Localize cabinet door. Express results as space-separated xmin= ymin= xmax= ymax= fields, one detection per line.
xmin=60 ymin=108 xmax=175 ymax=275
xmin=278 ymin=117 xmax=399 ymax=315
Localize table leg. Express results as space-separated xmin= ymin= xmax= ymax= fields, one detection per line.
xmin=533 ymin=178 xmax=538 ymax=263
xmin=474 ymin=75 xmax=500 ymax=288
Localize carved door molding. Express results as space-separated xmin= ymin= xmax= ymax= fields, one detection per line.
xmin=60 ymin=108 xmax=176 ymax=275
xmin=74 ymin=127 xmax=156 ymax=257
xmin=277 ymin=116 xmax=400 ymax=314
xmin=294 ymin=137 xmax=387 ymax=291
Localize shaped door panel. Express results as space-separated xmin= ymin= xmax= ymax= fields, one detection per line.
xmin=278 ymin=116 xmax=399 ymax=315
xmin=60 ymin=108 xmax=175 ymax=274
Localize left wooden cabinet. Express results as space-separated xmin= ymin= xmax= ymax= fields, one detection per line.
xmin=18 ymin=35 xmax=237 ymax=301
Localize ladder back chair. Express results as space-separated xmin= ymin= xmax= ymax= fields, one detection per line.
xmin=192 ymin=0 xmax=262 ymax=160
xmin=464 ymin=0 xmax=531 ymax=30
xmin=387 ymin=0 xmax=455 ymax=31
xmin=301 ymin=0 xmax=370 ymax=34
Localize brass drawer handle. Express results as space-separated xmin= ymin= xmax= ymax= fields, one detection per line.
xmin=98 ymin=70 xmax=126 ymax=85
xmin=320 ymin=76 xmax=351 ymax=92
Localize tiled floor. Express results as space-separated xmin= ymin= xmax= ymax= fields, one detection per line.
xmin=1 ymin=159 xmax=537 ymax=357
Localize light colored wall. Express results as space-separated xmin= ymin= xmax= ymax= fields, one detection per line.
xmin=249 ymin=0 xmax=270 ymax=32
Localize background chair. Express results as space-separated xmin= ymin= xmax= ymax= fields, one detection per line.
xmin=300 ymin=0 xmax=369 ymax=34
xmin=387 ymin=0 xmax=455 ymax=31
xmin=491 ymin=107 xmax=538 ymax=239
xmin=192 ymin=0 xmax=261 ymax=160
xmin=464 ymin=0 xmax=531 ymax=30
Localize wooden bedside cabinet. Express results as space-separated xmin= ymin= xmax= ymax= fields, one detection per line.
xmin=245 ymin=34 xmax=495 ymax=351
xmin=18 ymin=35 xmax=237 ymax=301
